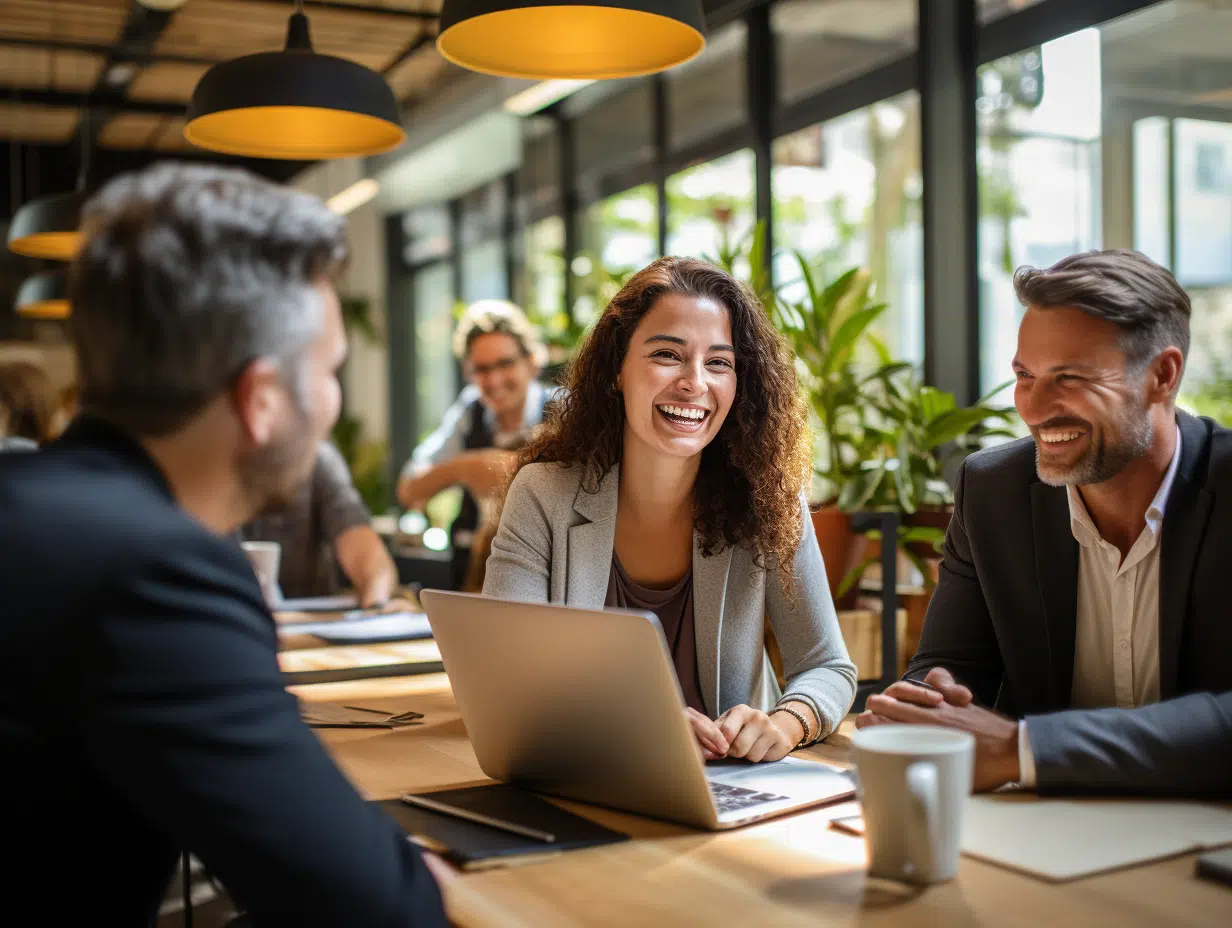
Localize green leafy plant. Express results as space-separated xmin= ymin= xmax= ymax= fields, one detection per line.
xmin=714 ymin=223 xmax=908 ymax=505
xmin=842 ymin=372 xmax=1016 ymax=514
xmin=712 ymin=223 xmax=1017 ymax=598
xmin=1181 ymin=359 xmax=1232 ymax=426
xmin=835 ymin=375 xmax=1015 ymax=596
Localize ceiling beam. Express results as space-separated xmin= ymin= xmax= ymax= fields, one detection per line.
xmin=0 ymin=35 xmax=219 ymax=67
xmin=382 ymin=30 xmax=436 ymax=76
xmin=67 ymin=3 xmax=179 ymax=185
xmin=0 ymin=85 xmax=184 ymax=118
xmin=302 ymin=1 xmax=438 ymax=18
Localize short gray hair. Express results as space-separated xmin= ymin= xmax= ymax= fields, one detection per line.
xmin=70 ymin=162 xmax=349 ymax=437
xmin=1013 ymin=249 xmax=1191 ymax=370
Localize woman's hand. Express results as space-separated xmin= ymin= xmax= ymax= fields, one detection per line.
xmin=685 ymin=707 xmax=730 ymax=760
xmin=717 ymin=704 xmax=800 ymax=763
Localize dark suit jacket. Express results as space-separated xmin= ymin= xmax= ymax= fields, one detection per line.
xmin=0 ymin=418 xmax=445 ymax=926
xmin=905 ymin=410 xmax=1232 ymax=795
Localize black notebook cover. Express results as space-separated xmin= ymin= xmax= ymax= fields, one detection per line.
xmin=379 ymin=784 xmax=628 ymax=871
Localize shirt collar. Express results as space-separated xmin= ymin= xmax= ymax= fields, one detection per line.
xmin=481 ymin=379 xmax=547 ymax=432
xmin=1066 ymin=424 xmax=1182 ymax=547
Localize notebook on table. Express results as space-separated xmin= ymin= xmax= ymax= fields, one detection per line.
xmin=277 ymin=611 xmax=433 ymax=644
xmin=379 ymin=784 xmax=628 ymax=871
xmin=829 ymin=794 xmax=1232 ymax=881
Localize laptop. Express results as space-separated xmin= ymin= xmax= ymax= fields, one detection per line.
xmin=419 ymin=590 xmax=855 ymax=830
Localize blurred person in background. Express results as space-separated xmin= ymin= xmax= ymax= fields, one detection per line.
xmin=0 ymin=163 xmax=445 ymax=926
xmin=0 ymin=360 xmax=56 ymax=451
xmin=397 ymin=299 xmax=559 ymax=586
xmin=238 ymin=439 xmax=400 ymax=607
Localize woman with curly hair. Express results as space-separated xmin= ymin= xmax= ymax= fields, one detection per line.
xmin=484 ymin=257 xmax=856 ymax=764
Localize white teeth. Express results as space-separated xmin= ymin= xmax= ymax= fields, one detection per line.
xmin=658 ymin=405 xmax=706 ymax=420
xmin=1040 ymin=430 xmax=1082 ymax=443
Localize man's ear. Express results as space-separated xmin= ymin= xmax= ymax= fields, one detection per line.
xmin=1150 ymin=346 xmax=1185 ymax=403
xmin=231 ymin=358 xmax=284 ymax=446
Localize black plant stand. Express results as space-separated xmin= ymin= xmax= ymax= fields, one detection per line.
xmin=849 ymin=511 xmax=900 ymax=712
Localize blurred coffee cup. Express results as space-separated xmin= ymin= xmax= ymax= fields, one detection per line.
xmin=241 ymin=541 xmax=283 ymax=608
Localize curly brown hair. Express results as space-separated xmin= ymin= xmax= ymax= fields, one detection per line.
xmin=510 ymin=256 xmax=812 ymax=578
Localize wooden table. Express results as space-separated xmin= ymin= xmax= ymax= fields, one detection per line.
xmin=293 ymin=673 xmax=1231 ymax=927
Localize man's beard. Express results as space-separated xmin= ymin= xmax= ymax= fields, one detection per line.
xmin=1035 ymin=404 xmax=1153 ymax=487
xmin=239 ymin=399 xmax=318 ymax=516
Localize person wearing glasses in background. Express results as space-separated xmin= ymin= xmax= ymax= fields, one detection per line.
xmin=396 ymin=300 xmax=559 ymax=587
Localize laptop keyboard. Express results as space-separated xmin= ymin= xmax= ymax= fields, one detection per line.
xmin=708 ymin=781 xmax=790 ymax=816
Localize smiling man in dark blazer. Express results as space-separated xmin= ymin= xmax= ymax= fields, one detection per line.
xmin=859 ymin=249 xmax=1231 ymax=796
xmin=0 ymin=165 xmax=445 ymax=925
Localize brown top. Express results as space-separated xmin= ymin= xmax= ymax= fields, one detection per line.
xmin=605 ymin=555 xmax=707 ymax=715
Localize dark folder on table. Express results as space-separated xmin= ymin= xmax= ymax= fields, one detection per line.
xmin=378 ymin=784 xmax=627 ymax=871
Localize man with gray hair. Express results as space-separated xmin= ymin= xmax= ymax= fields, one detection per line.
xmin=0 ymin=163 xmax=445 ymax=925
xmin=857 ymin=249 xmax=1231 ymax=796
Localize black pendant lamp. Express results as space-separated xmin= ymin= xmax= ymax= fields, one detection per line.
xmin=15 ymin=271 xmax=70 ymax=320
xmin=7 ymin=189 xmax=86 ymax=261
xmin=8 ymin=42 xmax=88 ymax=260
xmin=437 ymin=0 xmax=706 ymax=80
xmin=185 ymin=1 xmax=406 ymax=159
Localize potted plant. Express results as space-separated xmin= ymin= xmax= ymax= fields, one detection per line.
xmin=836 ymin=370 xmax=1016 ymax=597
xmin=714 ymin=226 xmax=910 ymax=600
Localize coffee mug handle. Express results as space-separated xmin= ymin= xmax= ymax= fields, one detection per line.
xmin=905 ymin=761 xmax=938 ymax=881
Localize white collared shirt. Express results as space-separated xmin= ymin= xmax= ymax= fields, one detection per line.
xmin=1019 ymin=426 xmax=1182 ymax=786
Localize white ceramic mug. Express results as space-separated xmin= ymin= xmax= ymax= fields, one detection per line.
xmin=241 ymin=541 xmax=283 ymax=608
xmin=851 ymin=724 xmax=975 ymax=884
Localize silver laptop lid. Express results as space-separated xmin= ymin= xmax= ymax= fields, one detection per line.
xmin=420 ymin=590 xmax=718 ymax=828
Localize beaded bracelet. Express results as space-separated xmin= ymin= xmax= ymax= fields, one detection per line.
xmin=769 ymin=704 xmax=811 ymax=748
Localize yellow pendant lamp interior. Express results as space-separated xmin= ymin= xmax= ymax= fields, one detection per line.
xmin=184 ymin=4 xmax=405 ymax=160
xmin=15 ymin=271 xmax=71 ymax=320
xmin=437 ymin=1 xmax=706 ymax=80
xmin=7 ymin=190 xmax=84 ymax=261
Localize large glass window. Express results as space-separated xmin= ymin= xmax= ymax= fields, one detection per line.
xmin=412 ymin=262 xmax=457 ymax=445
xmin=772 ymin=92 xmax=923 ymax=363
xmin=979 ymin=1 xmax=1232 ymax=412
xmin=521 ymin=215 xmax=569 ymax=364
xmin=572 ymin=81 xmax=654 ymax=202
xmin=772 ymin=0 xmax=915 ymax=106
xmin=977 ymin=30 xmax=1101 ymax=397
xmin=573 ymin=184 xmax=658 ymax=323
xmin=666 ymin=149 xmax=756 ymax=273
xmin=459 ymin=181 xmax=508 ymax=302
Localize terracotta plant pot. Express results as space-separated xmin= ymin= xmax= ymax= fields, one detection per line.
xmin=810 ymin=505 xmax=860 ymax=609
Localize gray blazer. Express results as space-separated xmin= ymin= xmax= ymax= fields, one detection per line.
xmin=483 ymin=462 xmax=858 ymax=735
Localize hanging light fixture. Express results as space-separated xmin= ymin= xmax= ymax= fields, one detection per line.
xmin=7 ymin=25 xmax=86 ymax=260
xmin=7 ymin=189 xmax=85 ymax=260
xmin=15 ymin=271 xmax=71 ymax=319
xmin=437 ymin=0 xmax=706 ymax=80
xmin=184 ymin=0 xmax=406 ymax=159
